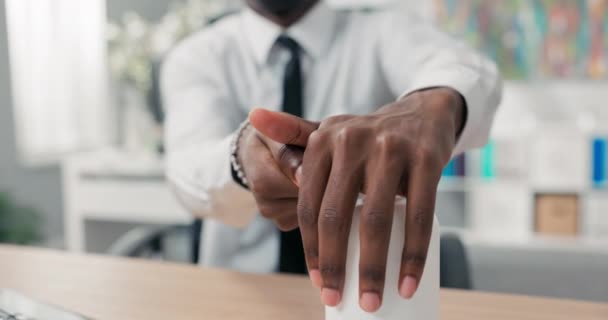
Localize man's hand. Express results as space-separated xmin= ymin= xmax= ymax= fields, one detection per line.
xmin=237 ymin=122 xmax=306 ymax=231
xmin=250 ymin=87 xmax=465 ymax=312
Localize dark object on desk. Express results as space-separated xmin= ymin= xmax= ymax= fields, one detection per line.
xmin=0 ymin=289 xmax=90 ymax=320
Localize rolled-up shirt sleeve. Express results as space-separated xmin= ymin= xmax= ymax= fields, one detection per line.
xmin=378 ymin=8 xmax=503 ymax=156
xmin=162 ymin=32 xmax=257 ymax=228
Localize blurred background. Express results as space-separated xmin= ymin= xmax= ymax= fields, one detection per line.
xmin=0 ymin=0 xmax=607 ymax=303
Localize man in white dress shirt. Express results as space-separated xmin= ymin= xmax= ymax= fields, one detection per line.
xmin=163 ymin=0 xmax=501 ymax=313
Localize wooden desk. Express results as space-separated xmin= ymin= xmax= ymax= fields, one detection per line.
xmin=0 ymin=246 xmax=606 ymax=320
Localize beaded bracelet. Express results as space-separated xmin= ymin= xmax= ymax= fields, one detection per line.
xmin=230 ymin=120 xmax=251 ymax=189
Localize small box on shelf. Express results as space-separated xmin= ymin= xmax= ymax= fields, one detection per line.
xmin=534 ymin=193 xmax=580 ymax=237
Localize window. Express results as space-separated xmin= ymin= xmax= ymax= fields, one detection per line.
xmin=5 ymin=0 xmax=113 ymax=165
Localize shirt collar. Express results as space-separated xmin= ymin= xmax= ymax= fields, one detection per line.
xmin=242 ymin=2 xmax=338 ymax=65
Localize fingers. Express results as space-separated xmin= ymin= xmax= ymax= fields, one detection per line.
xmin=249 ymin=108 xmax=319 ymax=147
xmin=297 ymin=132 xmax=332 ymax=290
xmin=245 ymin=134 xmax=298 ymax=200
xmin=317 ymin=155 xmax=362 ymax=307
xmin=358 ymin=160 xmax=403 ymax=312
xmin=254 ymin=130 xmax=303 ymax=189
xmin=275 ymin=213 xmax=299 ymax=231
xmin=399 ymin=161 xmax=439 ymax=299
xmin=256 ymin=198 xmax=298 ymax=230
xmin=244 ymin=133 xmax=300 ymax=230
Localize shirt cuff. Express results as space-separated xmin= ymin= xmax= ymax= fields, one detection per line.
xmin=167 ymin=134 xmax=258 ymax=229
xmin=399 ymin=65 xmax=483 ymax=157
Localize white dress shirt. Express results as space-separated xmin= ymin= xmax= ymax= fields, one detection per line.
xmin=162 ymin=2 xmax=502 ymax=273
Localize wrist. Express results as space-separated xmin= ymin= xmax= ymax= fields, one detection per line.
xmin=399 ymin=87 xmax=466 ymax=139
xmin=236 ymin=125 xmax=253 ymax=167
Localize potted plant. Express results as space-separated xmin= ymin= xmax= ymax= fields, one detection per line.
xmin=0 ymin=192 xmax=42 ymax=245
xmin=107 ymin=0 xmax=241 ymax=154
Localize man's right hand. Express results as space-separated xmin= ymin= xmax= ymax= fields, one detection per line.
xmin=238 ymin=121 xmax=304 ymax=231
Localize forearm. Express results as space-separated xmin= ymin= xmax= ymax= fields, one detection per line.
xmin=379 ymin=9 xmax=503 ymax=155
xmin=397 ymin=47 xmax=502 ymax=155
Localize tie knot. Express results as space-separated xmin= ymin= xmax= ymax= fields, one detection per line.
xmin=276 ymin=35 xmax=300 ymax=54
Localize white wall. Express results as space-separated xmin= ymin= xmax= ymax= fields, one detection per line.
xmin=329 ymin=0 xmax=394 ymax=6
xmin=328 ymin=0 xmax=431 ymax=18
xmin=0 ymin=1 xmax=64 ymax=244
xmin=106 ymin=0 xmax=171 ymax=21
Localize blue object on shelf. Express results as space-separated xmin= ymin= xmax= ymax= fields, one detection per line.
xmin=454 ymin=153 xmax=466 ymax=177
xmin=443 ymin=158 xmax=456 ymax=177
xmin=481 ymin=140 xmax=495 ymax=179
xmin=592 ymin=137 xmax=606 ymax=187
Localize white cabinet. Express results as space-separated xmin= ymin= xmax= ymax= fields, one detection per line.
xmin=62 ymin=149 xmax=191 ymax=252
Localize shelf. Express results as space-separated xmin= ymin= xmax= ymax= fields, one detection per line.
xmin=438 ymin=177 xmax=468 ymax=192
xmin=442 ymin=226 xmax=608 ymax=254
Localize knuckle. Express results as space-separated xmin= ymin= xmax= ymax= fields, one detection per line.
xmin=278 ymin=145 xmax=303 ymax=169
xmin=276 ymin=222 xmax=289 ymax=231
xmin=319 ymin=263 xmax=344 ymax=280
xmin=306 ymin=247 xmax=319 ymax=260
xmin=277 ymin=220 xmax=297 ymax=232
xmin=402 ymin=252 xmax=427 ymax=268
xmin=413 ymin=209 xmax=432 ymax=229
xmin=333 ymin=127 xmax=367 ymax=155
xmin=249 ymin=176 xmax=270 ymax=195
xmin=258 ymin=205 xmax=273 ymax=218
xmin=320 ymin=207 xmax=346 ymax=231
xmin=361 ymin=210 xmax=391 ymax=235
xmin=360 ymin=265 xmax=386 ymax=286
xmin=297 ymin=204 xmax=317 ymax=226
xmin=415 ymin=146 xmax=440 ymax=166
xmin=375 ymin=133 xmax=405 ymax=156
xmin=334 ymin=126 xmax=359 ymax=144
xmin=323 ymin=115 xmax=351 ymax=126
xmin=307 ymin=131 xmax=326 ymax=149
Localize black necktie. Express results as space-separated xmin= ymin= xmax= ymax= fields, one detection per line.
xmin=276 ymin=35 xmax=307 ymax=274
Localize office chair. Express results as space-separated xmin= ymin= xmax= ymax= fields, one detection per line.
xmin=107 ymin=223 xmax=201 ymax=263
xmin=440 ymin=234 xmax=472 ymax=289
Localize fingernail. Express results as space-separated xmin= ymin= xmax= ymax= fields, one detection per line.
xmin=309 ymin=269 xmax=322 ymax=288
xmin=321 ymin=288 xmax=341 ymax=307
xmin=295 ymin=166 xmax=302 ymax=186
xmin=360 ymin=292 xmax=381 ymax=313
xmin=399 ymin=276 xmax=418 ymax=299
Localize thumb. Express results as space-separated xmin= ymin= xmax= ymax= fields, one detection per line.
xmin=249 ymin=108 xmax=319 ymax=147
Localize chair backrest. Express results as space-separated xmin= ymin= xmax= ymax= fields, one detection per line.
xmin=440 ymin=234 xmax=473 ymax=289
